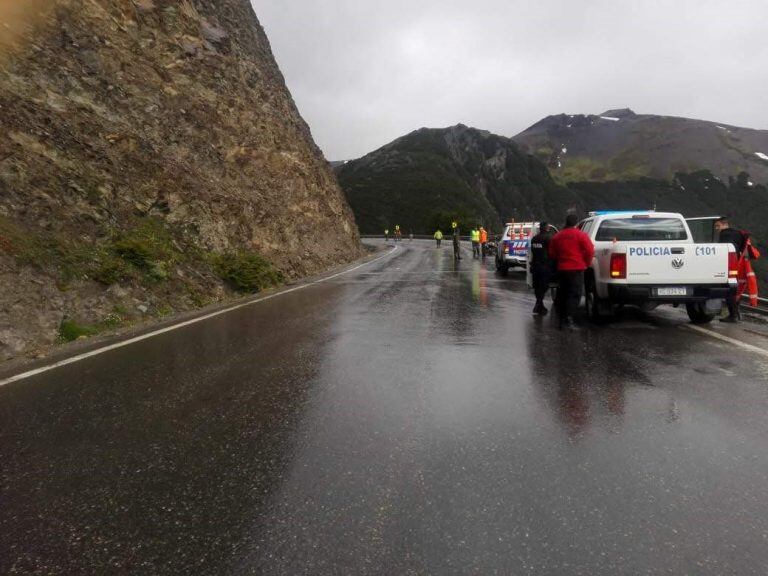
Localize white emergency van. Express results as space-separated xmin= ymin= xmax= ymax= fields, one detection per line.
xmin=495 ymin=222 xmax=536 ymax=274
xmin=579 ymin=211 xmax=737 ymax=323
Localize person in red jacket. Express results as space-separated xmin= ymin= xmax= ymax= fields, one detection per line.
xmin=548 ymin=214 xmax=595 ymax=328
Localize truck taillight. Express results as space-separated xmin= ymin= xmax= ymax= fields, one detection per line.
xmin=504 ymin=244 xmax=509 ymax=254
xmin=610 ymin=253 xmax=627 ymax=279
xmin=728 ymin=251 xmax=738 ymax=278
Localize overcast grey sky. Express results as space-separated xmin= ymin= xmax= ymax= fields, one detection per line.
xmin=253 ymin=0 xmax=768 ymax=160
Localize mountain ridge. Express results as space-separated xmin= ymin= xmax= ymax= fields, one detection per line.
xmin=335 ymin=121 xmax=767 ymax=283
xmin=513 ymin=109 xmax=768 ymax=184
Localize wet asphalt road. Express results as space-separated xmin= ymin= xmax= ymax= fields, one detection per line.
xmin=2 ymin=239 xmax=768 ymax=575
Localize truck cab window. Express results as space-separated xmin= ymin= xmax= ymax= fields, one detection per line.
xmin=595 ymin=218 xmax=688 ymax=242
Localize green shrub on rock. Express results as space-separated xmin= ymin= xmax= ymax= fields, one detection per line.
xmin=58 ymin=319 xmax=99 ymax=343
xmin=213 ymin=251 xmax=283 ymax=293
xmin=92 ymin=253 xmax=130 ymax=285
xmin=113 ymin=237 xmax=154 ymax=269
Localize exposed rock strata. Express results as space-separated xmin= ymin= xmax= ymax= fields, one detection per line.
xmin=0 ymin=0 xmax=360 ymax=360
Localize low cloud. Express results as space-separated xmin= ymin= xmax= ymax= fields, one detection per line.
xmin=254 ymin=0 xmax=768 ymax=160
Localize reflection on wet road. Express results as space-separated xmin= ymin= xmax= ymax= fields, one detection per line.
xmin=2 ymin=240 xmax=768 ymax=575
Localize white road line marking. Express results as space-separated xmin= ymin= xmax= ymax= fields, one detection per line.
xmin=0 ymin=245 xmax=399 ymax=388
xmin=685 ymin=324 xmax=768 ymax=358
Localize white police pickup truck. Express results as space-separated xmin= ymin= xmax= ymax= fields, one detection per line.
xmin=580 ymin=211 xmax=737 ymax=323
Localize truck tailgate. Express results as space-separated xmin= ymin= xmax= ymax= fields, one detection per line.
xmin=625 ymin=243 xmax=730 ymax=285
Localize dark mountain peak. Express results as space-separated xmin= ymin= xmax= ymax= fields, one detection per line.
xmin=443 ymin=123 xmax=493 ymax=140
xmin=337 ymin=124 xmax=568 ymax=234
xmin=525 ymin=113 xmax=594 ymax=132
xmin=513 ymin=108 xmax=768 ymax=184
xmin=599 ymin=108 xmax=636 ymax=118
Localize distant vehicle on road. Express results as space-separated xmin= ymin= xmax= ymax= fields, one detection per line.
xmin=579 ymin=211 xmax=736 ymax=324
xmin=495 ymin=222 xmax=541 ymax=274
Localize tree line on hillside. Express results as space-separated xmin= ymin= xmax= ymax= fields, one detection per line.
xmin=339 ymin=165 xmax=767 ymax=283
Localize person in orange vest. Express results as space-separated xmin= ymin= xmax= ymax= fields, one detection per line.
xmin=479 ymin=226 xmax=488 ymax=258
xmin=715 ymin=217 xmax=747 ymax=322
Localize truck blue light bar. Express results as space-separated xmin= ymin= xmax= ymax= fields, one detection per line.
xmin=589 ymin=210 xmax=656 ymax=217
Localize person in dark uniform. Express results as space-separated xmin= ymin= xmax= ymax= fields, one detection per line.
xmin=530 ymin=222 xmax=555 ymax=315
xmin=715 ymin=217 xmax=746 ymax=322
xmin=452 ymin=224 xmax=462 ymax=260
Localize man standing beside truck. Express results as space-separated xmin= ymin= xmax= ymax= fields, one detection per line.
xmin=549 ymin=214 xmax=595 ymax=328
xmin=530 ymin=222 xmax=555 ymax=315
xmin=715 ymin=217 xmax=746 ymax=322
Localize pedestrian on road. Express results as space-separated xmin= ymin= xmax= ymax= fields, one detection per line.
xmin=453 ymin=224 xmax=462 ymax=260
xmin=434 ymin=229 xmax=443 ymax=247
xmin=384 ymin=228 xmax=389 ymax=242
xmin=470 ymin=226 xmax=481 ymax=258
xmin=715 ymin=217 xmax=747 ymax=322
xmin=549 ymin=214 xmax=594 ymax=329
xmin=530 ymin=222 xmax=555 ymax=315
xmin=479 ymin=226 xmax=488 ymax=258
xmin=394 ymin=225 xmax=401 ymax=243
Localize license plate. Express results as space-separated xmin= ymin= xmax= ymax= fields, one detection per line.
xmin=657 ymin=287 xmax=688 ymax=296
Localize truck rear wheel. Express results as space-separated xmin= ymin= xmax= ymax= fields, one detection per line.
xmin=585 ymin=276 xmax=613 ymax=323
xmin=686 ymin=302 xmax=716 ymax=324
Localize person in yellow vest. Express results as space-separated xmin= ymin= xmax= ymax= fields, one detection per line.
xmin=470 ymin=226 xmax=481 ymax=258
xmin=384 ymin=228 xmax=389 ymax=241
xmin=434 ymin=229 xmax=443 ymax=247
xmin=394 ymin=225 xmax=402 ymax=243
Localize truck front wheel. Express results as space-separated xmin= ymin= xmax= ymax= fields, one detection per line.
xmin=686 ymin=302 xmax=716 ymax=324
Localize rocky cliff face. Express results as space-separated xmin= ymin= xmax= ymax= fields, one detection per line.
xmin=0 ymin=0 xmax=361 ymax=361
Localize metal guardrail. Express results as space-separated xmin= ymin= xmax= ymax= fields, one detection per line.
xmin=361 ymin=234 xmax=473 ymax=241
xmin=742 ymin=297 xmax=768 ymax=316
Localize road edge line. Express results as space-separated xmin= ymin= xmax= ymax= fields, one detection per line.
xmin=684 ymin=324 xmax=768 ymax=358
xmin=0 ymin=244 xmax=399 ymax=388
